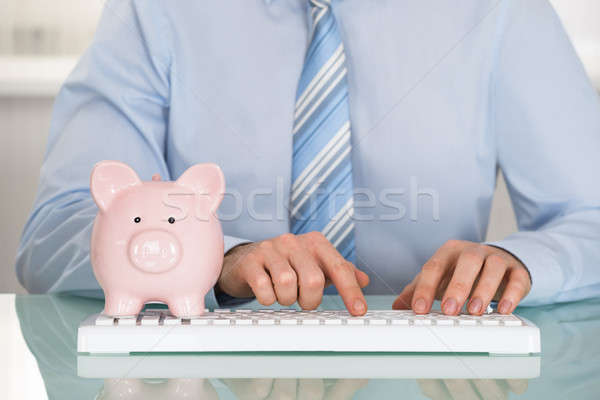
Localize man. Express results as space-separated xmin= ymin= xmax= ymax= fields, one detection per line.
xmin=16 ymin=0 xmax=600 ymax=316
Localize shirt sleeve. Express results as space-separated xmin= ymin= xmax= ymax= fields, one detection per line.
xmin=14 ymin=0 xmax=247 ymax=309
xmin=488 ymin=0 xmax=600 ymax=305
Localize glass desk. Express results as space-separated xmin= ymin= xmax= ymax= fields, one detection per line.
xmin=2 ymin=294 xmax=599 ymax=399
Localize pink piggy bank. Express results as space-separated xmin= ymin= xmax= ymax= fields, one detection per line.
xmin=89 ymin=160 xmax=225 ymax=317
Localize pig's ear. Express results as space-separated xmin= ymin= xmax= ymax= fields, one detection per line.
xmin=90 ymin=161 xmax=141 ymax=212
xmin=175 ymin=163 xmax=225 ymax=214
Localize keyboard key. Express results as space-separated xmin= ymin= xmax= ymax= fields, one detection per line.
xmin=413 ymin=318 xmax=432 ymax=326
xmin=482 ymin=319 xmax=500 ymax=326
xmin=503 ymin=319 xmax=523 ymax=326
xmin=391 ymin=319 xmax=409 ymax=325
xmin=346 ymin=318 xmax=366 ymax=325
xmin=95 ymin=315 xmax=115 ymax=326
xmin=117 ymin=316 xmax=137 ymax=326
xmin=163 ymin=316 xmax=181 ymax=326
xmin=190 ymin=319 xmax=210 ymax=325
xmin=141 ymin=315 xmax=160 ymax=326
xmin=302 ymin=319 xmax=321 ymax=325
xmin=213 ymin=319 xmax=231 ymax=325
xmin=234 ymin=319 xmax=253 ymax=325
xmin=280 ymin=319 xmax=299 ymax=325
xmin=258 ymin=319 xmax=275 ymax=325
xmin=324 ymin=319 xmax=342 ymax=325
xmin=369 ymin=319 xmax=388 ymax=325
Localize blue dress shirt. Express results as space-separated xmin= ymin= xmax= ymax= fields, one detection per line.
xmin=16 ymin=0 xmax=600 ymax=308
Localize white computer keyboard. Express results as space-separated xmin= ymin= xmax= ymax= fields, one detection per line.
xmin=78 ymin=308 xmax=540 ymax=355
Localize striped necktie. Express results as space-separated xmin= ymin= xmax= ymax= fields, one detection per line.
xmin=290 ymin=0 xmax=355 ymax=262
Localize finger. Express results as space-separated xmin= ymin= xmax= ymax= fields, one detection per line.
xmin=471 ymin=379 xmax=508 ymax=400
xmin=444 ymin=379 xmax=479 ymax=400
xmin=498 ymin=267 xmax=531 ymax=314
xmin=241 ymin=254 xmax=276 ymax=306
xmin=260 ymin=243 xmax=298 ymax=306
xmin=312 ymin=235 xmax=367 ymax=316
xmin=289 ymin=250 xmax=325 ymax=310
xmin=267 ymin=379 xmax=297 ymax=400
xmin=324 ymin=272 xmax=365 ymax=288
xmin=297 ymin=379 xmax=325 ymax=400
xmin=416 ymin=379 xmax=450 ymax=400
xmin=325 ymin=379 xmax=369 ymax=400
xmin=467 ymin=254 xmax=508 ymax=315
xmin=412 ymin=245 xmax=457 ymax=314
xmin=505 ymin=379 xmax=529 ymax=395
xmin=435 ymin=272 xmax=453 ymax=300
xmin=441 ymin=247 xmax=485 ymax=315
xmin=222 ymin=378 xmax=273 ymax=400
xmin=392 ymin=281 xmax=416 ymax=310
xmin=274 ymin=234 xmax=325 ymax=310
xmin=292 ymin=251 xmax=325 ymax=310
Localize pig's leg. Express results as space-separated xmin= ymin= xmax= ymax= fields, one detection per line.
xmin=167 ymin=379 xmax=218 ymax=399
xmin=103 ymin=293 xmax=144 ymax=316
xmin=168 ymin=294 xmax=206 ymax=317
xmin=101 ymin=380 xmax=141 ymax=398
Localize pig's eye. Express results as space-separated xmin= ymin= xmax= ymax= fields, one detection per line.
xmin=133 ymin=217 xmax=141 ymax=223
xmin=168 ymin=217 xmax=175 ymax=224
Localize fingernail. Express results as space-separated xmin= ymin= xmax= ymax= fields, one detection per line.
xmin=468 ymin=298 xmax=483 ymax=315
xmin=353 ymin=299 xmax=366 ymax=314
xmin=443 ymin=298 xmax=458 ymax=315
xmin=414 ymin=298 xmax=427 ymax=313
xmin=499 ymin=299 xmax=512 ymax=314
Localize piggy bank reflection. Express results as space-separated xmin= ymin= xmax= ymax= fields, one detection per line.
xmin=90 ymin=160 xmax=225 ymax=317
xmin=97 ymin=379 xmax=218 ymax=400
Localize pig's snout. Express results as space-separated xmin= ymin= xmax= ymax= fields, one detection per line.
xmin=128 ymin=230 xmax=182 ymax=273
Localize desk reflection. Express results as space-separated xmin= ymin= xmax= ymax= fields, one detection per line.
xmin=15 ymin=294 xmax=600 ymax=399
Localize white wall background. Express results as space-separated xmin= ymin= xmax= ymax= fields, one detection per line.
xmin=0 ymin=0 xmax=598 ymax=293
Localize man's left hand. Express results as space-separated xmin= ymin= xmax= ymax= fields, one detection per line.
xmin=392 ymin=240 xmax=531 ymax=315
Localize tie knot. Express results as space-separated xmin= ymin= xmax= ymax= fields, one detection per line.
xmin=309 ymin=0 xmax=330 ymax=10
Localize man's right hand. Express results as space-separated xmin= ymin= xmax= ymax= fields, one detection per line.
xmin=216 ymin=232 xmax=370 ymax=316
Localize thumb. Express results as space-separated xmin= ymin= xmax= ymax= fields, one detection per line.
xmin=353 ymin=267 xmax=370 ymax=288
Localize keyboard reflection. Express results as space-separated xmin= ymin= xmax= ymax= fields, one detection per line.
xmin=78 ymin=353 xmax=540 ymax=379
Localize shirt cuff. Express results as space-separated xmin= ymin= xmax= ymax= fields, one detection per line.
xmin=224 ymin=235 xmax=252 ymax=255
xmin=216 ymin=291 xmax=255 ymax=307
xmin=485 ymin=232 xmax=564 ymax=306
xmin=204 ymin=287 xmax=220 ymax=310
